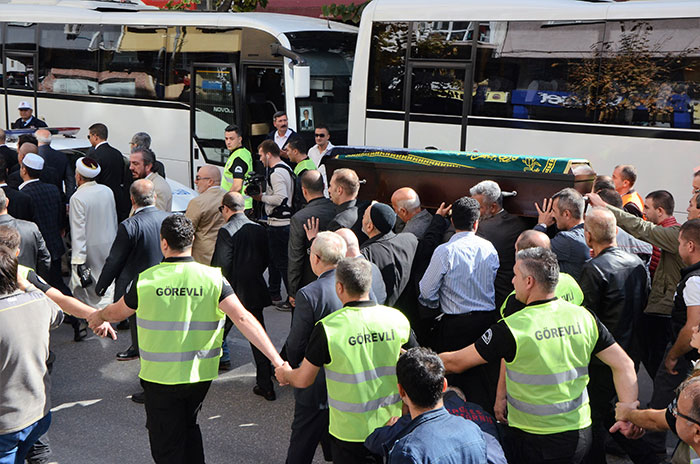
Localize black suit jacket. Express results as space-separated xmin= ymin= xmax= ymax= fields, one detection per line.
xmin=0 ymin=145 xmax=19 ymax=173
xmin=20 ymin=180 xmax=65 ymax=258
xmin=96 ymin=206 xmax=170 ymax=299
xmin=0 ymin=214 xmax=51 ymax=277
xmin=476 ymin=210 xmax=532 ymax=309
xmin=288 ymin=197 xmax=337 ymax=298
xmin=211 ymin=213 xmax=271 ymax=310
xmin=361 ymin=231 xmax=418 ymax=306
xmin=39 ymin=144 xmax=75 ymax=201
xmin=1 ymin=185 xmax=34 ymax=222
xmin=90 ymin=142 xmax=129 ymax=221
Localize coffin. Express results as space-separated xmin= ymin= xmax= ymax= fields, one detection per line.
xmin=324 ymin=146 xmax=596 ymax=217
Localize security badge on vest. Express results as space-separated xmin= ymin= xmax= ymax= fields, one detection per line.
xmin=502 ymin=299 xmax=599 ymax=435
xmin=136 ymin=261 xmax=226 ymax=386
xmin=321 ymin=304 xmax=411 ymax=443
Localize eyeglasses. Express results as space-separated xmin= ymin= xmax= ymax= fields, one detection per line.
xmin=86 ymin=134 xmax=92 ymax=139
xmin=218 ymin=205 xmax=226 ymax=213
xmin=195 ymin=176 xmax=211 ymax=181
xmin=314 ymin=133 xmax=326 ymax=138
xmin=670 ymin=396 xmax=700 ymax=427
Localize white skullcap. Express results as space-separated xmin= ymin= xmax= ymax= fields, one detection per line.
xmin=76 ymin=157 xmax=101 ymax=178
xmin=23 ymin=153 xmax=44 ymax=170
xmin=17 ymin=101 xmax=33 ymax=110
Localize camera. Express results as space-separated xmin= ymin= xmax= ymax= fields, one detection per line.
xmin=244 ymin=172 xmax=266 ymax=197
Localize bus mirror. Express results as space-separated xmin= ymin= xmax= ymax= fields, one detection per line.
xmin=294 ymin=65 xmax=311 ymax=98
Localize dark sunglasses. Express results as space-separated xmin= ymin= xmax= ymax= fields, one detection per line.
xmin=218 ymin=205 xmax=225 ymax=213
xmin=314 ymin=133 xmax=326 ymax=138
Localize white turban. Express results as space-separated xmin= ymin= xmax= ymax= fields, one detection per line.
xmin=76 ymin=157 xmax=101 ymax=179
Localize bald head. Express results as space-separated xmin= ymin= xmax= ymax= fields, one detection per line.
xmin=515 ymin=230 xmax=551 ymax=251
xmin=335 ymin=228 xmax=360 ymax=257
xmin=130 ymin=179 xmax=156 ymax=207
xmin=391 ymin=187 xmax=421 ymax=222
xmin=200 ymin=165 xmax=221 ymax=184
xmin=34 ymin=129 xmax=51 ymax=145
xmin=18 ymin=143 xmax=38 ymax=162
xmin=585 ymin=207 xmax=617 ymax=245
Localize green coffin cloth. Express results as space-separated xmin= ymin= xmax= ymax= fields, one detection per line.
xmin=332 ymin=147 xmax=589 ymax=175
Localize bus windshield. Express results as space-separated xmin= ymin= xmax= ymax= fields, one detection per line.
xmin=286 ymin=31 xmax=355 ymax=146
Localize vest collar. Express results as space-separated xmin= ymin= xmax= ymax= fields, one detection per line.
xmin=525 ymin=296 xmax=558 ymax=308
xmin=344 ymin=299 xmax=376 ymax=308
xmin=163 ymin=256 xmax=194 ymax=263
xmin=680 ymin=260 xmax=700 ymax=278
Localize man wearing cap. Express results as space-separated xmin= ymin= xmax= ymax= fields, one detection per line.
xmin=19 ymin=152 xmax=68 ymax=294
xmin=11 ymin=101 xmax=47 ymax=129
xmin=360 ymin=202 xmax=418 ymax=306
xmin=69 ymin=158 xmax=118 ymax=307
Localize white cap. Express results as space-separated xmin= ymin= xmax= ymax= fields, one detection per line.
xmin=17 ymin=101 xmax=32 ymax=110
xmin=23 ymin=153 xmax=44 ymax=170
xmin=75 ymin=157 xmax=101 ymax=178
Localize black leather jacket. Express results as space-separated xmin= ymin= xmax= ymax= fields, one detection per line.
xmin=579 ymin=246 xmax=650 ymax=355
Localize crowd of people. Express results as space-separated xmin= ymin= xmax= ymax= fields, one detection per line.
xmin=1 ymin=106 xmax=700 ymax=464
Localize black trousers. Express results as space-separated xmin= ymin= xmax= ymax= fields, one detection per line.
xmin=506 ymin=426 xmax=592 ymax=464
xmin=141 ymin=379 xmax=212 ymax=464
xmin=223 ymin=307 xmax=273 ymax=392
xmin=430 ymin=310 xmax=497 ymax=413
xmin=329 ymin=436 xmax=381 ymax=464
xmin=267 ymin=225 xmax=289 ymax=300
xmin=286 ymin=404 xmax=331 ymax=464
xmin=637 ymin=314 xmax=671 ymax=382
xmin=47 ymin=257 xmax=71 ymax=296
xmin=585 ymin=363 xmax=660 ymax=464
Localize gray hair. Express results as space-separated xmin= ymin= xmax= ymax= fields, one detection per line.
xmin=395 ymin=191 xmax=421 ymax=213
xmin=469 ymin=180 xmax=502 ymax=207
xmin=552 ymin=188 xmax=584 ymax=220
xmin=35 ymin=132 xmax=51 ymax=144
xmin=336 ymin=257 xmax=372 ymax=297
xmin=130 ymin=179 xmax=156 ymax=207
xmin=584 ymin=207 xmax=616 ymax=244
xmin=311 ymin=231 xmax=347 ymax=265
xmin=130 ymin=132 xmax=151 ymax=149
xmin=516 ymin=247 xmax=559 ymax=293
xmin=0 ymin=188 xmax=7 ymax=211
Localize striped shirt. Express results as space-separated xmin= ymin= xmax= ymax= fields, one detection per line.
xmin=419 ymin=231 xmax=499 ymax=314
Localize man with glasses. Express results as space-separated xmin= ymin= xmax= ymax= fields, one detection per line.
xmin=211 ymin=192 xmax=274 ymax=398
xmin=308 ymin=125 xmax=333 ymax=192
xmin=184 ymin=165 xmax=225 ymax=264
xmin=615 ymin=375 xmax=700 ymax=459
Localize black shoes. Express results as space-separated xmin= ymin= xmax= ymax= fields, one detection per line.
xmin=73 ymin=321 xmax=87 ymax=342
xmin=116 ymin=346 xmax=139 ymax=361
xmin=131 ymin=391 xmax=145 ymax=404
xmin=253 ymin=385 xmax=276 ymax=401
xmin=219 ymin=359 xmax=232 ymax=372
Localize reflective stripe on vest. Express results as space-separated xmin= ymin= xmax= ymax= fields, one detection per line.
xmin=504 ymin=298 xmax=598 ymax=435
xmin=321 ymin=304 xmax=410 ymax=442
xmin=136 ymin=261 xmax=225 ymax=385
xmin=293 ymin=157 xmax=317 ymax=176
xmin=221 ymin=147 xmax=253 ymax=209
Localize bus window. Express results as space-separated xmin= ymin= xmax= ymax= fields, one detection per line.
xmin=245 ymin=66 xmax=284 ymax=150
xmin=4 ymin=23 xmax=37 ymax=90
xmin=471 ymin=21 xmax=606 ymax=124
xmin=597 ymin=19 xmax=700 ymax=129
xmin=165 ymin=26 xmax=241 ymax=102
xmin=38 ymin=24 xmax=100 ymax=96
xmin=366 ymin=22 xmax=408 ymax=112
xmin=286 ymin=31 xmax=355 ymax=146
xmin=410 ymin=21 xmax=472 ymax=61
xmin=410 ymin=67 xmax=465 ymax=116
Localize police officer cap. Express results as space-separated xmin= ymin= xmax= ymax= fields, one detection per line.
xmin=17 ymin=101 xmax=33 ymax=110
xmin=23 ymin=153 xmax=44 ymax=171
xmin=76 ymin=157 xmax=101 ymax=178
xmin=370 ymin=202 xmax=396 ymax=234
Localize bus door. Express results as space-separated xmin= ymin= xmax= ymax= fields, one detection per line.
xmin=2 ymin=50 xmax=38 ymax=129
xmin=404 ymin=61 xmax=471 ymax=151
xmin=242 ymin=65 xmax=284 ymax=151
xmin=190 ymin=63 xmax=239 ymax=187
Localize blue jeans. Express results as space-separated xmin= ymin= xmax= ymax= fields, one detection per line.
xmin=0 ymin=414 xmax=51 ymax=464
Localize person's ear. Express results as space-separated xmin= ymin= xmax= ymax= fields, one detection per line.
xmin=441 ymin=378 xmax=448 ymax=393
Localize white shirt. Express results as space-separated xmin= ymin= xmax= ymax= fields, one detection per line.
xmin=18 ymin=179 xmax=39 ymax=190
xmin=94 ymin=141 xmax=107 ymax=150
xmin=273 ymin=128 xmax=292 ymax=149
xmin=308 ymin=141 xmax=334 ymax=168
xmin=684 ymin=276 xmax=700 ymax=306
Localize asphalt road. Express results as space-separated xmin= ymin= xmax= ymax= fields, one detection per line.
xmin=44 ymin=306 xmax=674 ymax=464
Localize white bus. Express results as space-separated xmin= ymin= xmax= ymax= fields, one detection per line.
xmin=1 ymin=1 xmax=357 ymax=187
xmin=348 ymin=0 xmax=700 ymax=217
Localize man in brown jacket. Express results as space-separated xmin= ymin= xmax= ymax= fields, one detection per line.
xmin=185 ymin=165 xmax=226 ymax=264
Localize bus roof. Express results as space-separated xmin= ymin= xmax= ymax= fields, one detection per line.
xmin=362 ymin=0 xmax=700 ymax=22
xmin=0 ymin=4 xmax=357 ymax=36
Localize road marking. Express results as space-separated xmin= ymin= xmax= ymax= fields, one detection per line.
xmin=51 ymin=399 xmax=102 ymax=412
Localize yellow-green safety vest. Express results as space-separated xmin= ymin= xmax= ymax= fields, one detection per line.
xmin=293 ymin=157 xmax=317 ymax=176
xmin=320 ymin=304 xmax=410 ymax=442
xmin=221 ymin=147 xmax=253 ymax=210
xmin=500 ymin=272 xmax=583 ymax=319
xmin=18 ymin=264 xmax=31 ymax=279
xmin=136 ymin=260 xmax=225 ymax=385
xmin=503 ymin=298 xmax=599 ymax=434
